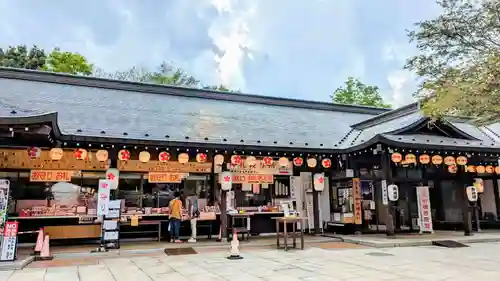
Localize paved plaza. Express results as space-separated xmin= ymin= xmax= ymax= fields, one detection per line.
xmin=2 ymin=242 xmax=500 ymax=280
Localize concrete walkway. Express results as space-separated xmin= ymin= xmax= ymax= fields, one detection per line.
xmin=2 ymin=242 xmax=500 ymax=280
xmin=331 ymin=231 xmax=500 ymax=248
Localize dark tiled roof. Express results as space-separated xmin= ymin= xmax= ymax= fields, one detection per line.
xmin=381 ymin=134 xmax=500 ymax=150
xmin=0 ymin=68 xmax=385 ymax=149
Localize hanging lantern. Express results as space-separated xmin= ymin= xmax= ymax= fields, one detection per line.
xmin=158 ymin=151 xmax=171 ymax=162
xmin=448 ymin=165 xmax=457 ymax=173
xmin=96 ymin=150 xmax=109 ymax=162
xmin=27 ymin=147 xmax=41 ymax=159
xmin=278 ymin=157 xmax=289 ymax=167
xmin=74 ymin=148 xmax=88 ymax=160
xmin=419 ymin=154 xmax=430 ymax=164
xmin=405 ymin=154 xmax=416 ymax=164
xmin=456 ymin=156 xmax=467 ymax=165
xmin=214 ymin=154 xmax=224 ymax=165
xmin=49 ymin=148 xmax=64 ymax=160
xmin=263 ymin=156 xmax=273 ymax=166
xmin=178 ymin=153 xmax=189 ymax=164
xmin=431 ymin=155 xmax=443 ymax=165
xmin=245 ymin=156 xmax=257 ymax=166
xmin=307 ymin=158 xmax=317 ymax=168
xmin=196 ymin=153 xmax=207 ymax=163
xmin=473 ymin=178 xmax=484 ymax=193
xmin=231 ymin=155 xmax=242 ymax=165
xmin=293 ymin=157 xmax=303 ymax=167
xmin=495 ymin=166 xmax=500 ymax=174
xmin=391 ymin=153 xmax=402 ymax=163
xmin=467 ymin=165 xmax=476 ymax=173
xmin=476 ymin=165 xmax=486 ymax=174
xmin=485 ymin=165 xmax=494 ymax=173
xmin=444 ymin=156 xmax=456 ymax=166
xmin=139 ymin=151 xmax=151 ymax=163
xmin=118 ymin=149 xmax=131 ymax=161
xmin=321 ymin=158 xmax=332 ymax=168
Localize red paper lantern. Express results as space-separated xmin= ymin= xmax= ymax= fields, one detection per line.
xmin=158 ymin=151 xmax=171 ymax=162
xmin=74 ymin=148 xmax=88 ymax=160
xmin=196 ymin=153 xmax=207 ymax=163
xmin=231 ymin=155 xmax=242 ymax=165
xmin=118 ymin=149 xmax=131 ymax=161
xmin=391 ymin=153 xmax=402 ymax=163
xmin=263 ymin=156 xmax=273 ymax=166
xmin=293 ymin=157 xmax=303 ymax=166
xmin=321 ymin=158 xmax=332 ymax=168
xmin=27 ymin=147 xmax=41 ymax=159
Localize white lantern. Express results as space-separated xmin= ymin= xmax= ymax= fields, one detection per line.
xmin=214 ymin=154 xmax=224 ymax=165
xmin=178 ymin=153 xmax=189 ymax=164
xmin=466 ymin=186 xmax=478 ymax=202
xmin=245 ymin=156 xmax=257 ymax=166
xmin=313 ymin=173 xmax=325 ymax=191
xmin=96 ymin=150 xmax=109 ymax=162
xmin=49 ymin=148 xmax=64 ymax=160
xmin=278 ymin=157 xmax=289 ymax=167
xmin=387 ymin=184 xmax=399 ymax=201
xmin=307 ymin=158 xmax=317 ymax=168
xmin=220 ymin=171 xmax=232 ymax=191
xmin=139 ymin=151 xmax=150 ymax=163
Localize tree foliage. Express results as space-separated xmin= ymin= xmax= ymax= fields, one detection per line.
xmin=406 ymin=0 xmax=500 ymax=124
xmin=41 ymin=48 xmax=93 ymax=75
xmin=330 ymin=77 xmax=391 ymax=108
xmin=0 ymin=45 xmax=46 ymax=70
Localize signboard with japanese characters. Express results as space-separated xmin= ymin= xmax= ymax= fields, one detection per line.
xmin=97 ymin=180 xmax=111 ymax=216
xmin=0 ymin=221 xmax=18 ymax=261
xmin=118 ymin=160 xmax=211 ymax=173
xmin=416 ymin=186 xmax=433 ymax=233
xmin=148 ymin=172 xmax=188 ymax=183
xmin=105 ymin=169 xmax=120 ymax=190
xmin=0 ymin=180 xmax=10 ymax=228
xmin=381 ymin=180 xmax=388 ymax=205
xmin=219 ymin=173 xmax=273 ymax=184
xmin=227 ymin=158 xmax=293 ymax=175
xmin=352 ymin=178 xmax=362 ymax=225
xmin=29 ymin=170 xmax=73 ymax=182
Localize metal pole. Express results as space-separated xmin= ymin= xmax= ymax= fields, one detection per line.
xmin=475 ymin=197 xmax=481 ymax=232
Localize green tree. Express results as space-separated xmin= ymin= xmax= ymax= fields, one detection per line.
xmin=95 ymin=62 xmax=199 ymax=87
xmin=406 ymin=0 xmax=500 ymax=124
xmin=203 ymin=84 xmax=238 ymax=92
xmin=331 ymin=77 xmax=391 ymax=108
xmin=41 ymin=48 xmax=93 ymax=75
xmin=0 ymin=45 xmax=46 ymax=69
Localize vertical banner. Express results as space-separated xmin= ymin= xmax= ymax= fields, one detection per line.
xmin=416 ymin=186 xmax=433 ymax=233
xmin=352 ymin=178 xmax=362 ymax=225
xmin=0 ymin=180 xmax=10 ymax=228
xmin=0 ymin=221 xmax=18 ymax=261
xmin=381 ymin=180 xmax=388 ymax=205
xmin=97 ymin=180 xmax=111 ymax=216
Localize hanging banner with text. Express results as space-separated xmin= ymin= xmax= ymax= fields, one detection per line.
xmin=352 ymin=178 xmax=362 ymax=225
xmin=148 ymin=172 xmax=188 ymax=183
xmin=0 ymin=180 xmax=10 ymax=228
xmin=218 ymin=173 xmax=274 ymax=184
xmin=105 ymin=168 xmax=120 ymax=190
xmin=0 ymin=221 xmax=18 ymax=261
xmin=416 ymin=186 xmax=433 ymax=233
xmin=97 ymin=180 xmax=111 ymax=217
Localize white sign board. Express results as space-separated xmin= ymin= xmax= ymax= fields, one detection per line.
xmin=387 ymin=184 xmax=399 ymax=202
xmin=381 ymin=180 xmax=388 ymax=205
xmin=0 ymin=180 xmax=10 ymax=227
xmin=220 ymin=172 xmax=232 ymax=191
xmin=466 ymin=186 xmax=478 ymax=202
xmin=0 ymin=221 xmax=18 ymax=261
xmin=97 ymin=180 xmax=111 ymax=216
xmin=105 ymin=169 xmax=120 ymax=190
xmin=416 ymin=186 xmax=433 ymax=233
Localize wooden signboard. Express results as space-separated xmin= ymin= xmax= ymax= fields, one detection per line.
xmin=118 ymin=160 xmax=211 ymax=173
xmin=218 ymin=173 xmax=274 ymax=184
xmin=148 ymin=172 xmax=187 ymax=183
xmin=30 ymin=170 xmax=74 ymax=182
xmin=227 ymin=159 xmax=292 ymax=175
xmin=0 ymin=149 xmax=108 ymax=171
xmin=352 ymin=178 xmax=362 ymax=225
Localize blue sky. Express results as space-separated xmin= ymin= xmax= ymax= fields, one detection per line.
xmin=0 ymin=0 xmax=440 ymax=107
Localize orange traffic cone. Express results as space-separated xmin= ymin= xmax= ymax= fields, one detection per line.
xmin=32 ymin=228 xmax=44 ymax=256
xmin=35 ymin=235 xmax=53 ymax=261
xmin=227 ymin=228 xmax=242 ymax=260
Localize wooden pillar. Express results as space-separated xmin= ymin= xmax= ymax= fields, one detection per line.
xmin=381 ymin=150 xmax=395 ymax=236
xmin=492 ymin=176 xmax=500 ymax=219
xmin=459 ymin=168 xmax=472 ymax=236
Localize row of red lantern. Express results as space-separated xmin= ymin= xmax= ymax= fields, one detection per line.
xmin=448 ymin=165 xmax=500 ymax=174
xmin=225 ymin=155 xmax=333 ymax=168
xmin=391 ymin=153 xmax=468 ymax=166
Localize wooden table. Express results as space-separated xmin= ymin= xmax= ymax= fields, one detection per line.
xmin=272 ymin=216 xmax=307 ymax=251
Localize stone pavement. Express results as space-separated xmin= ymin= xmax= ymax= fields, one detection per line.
xmin=2 ymin=242 xmax=500 ymax=280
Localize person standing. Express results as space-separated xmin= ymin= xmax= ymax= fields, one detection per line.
xmin=187 ymin=195 xmax=200 ymax=243
xmin=168 ymin=191 xmax=183 ymax=243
